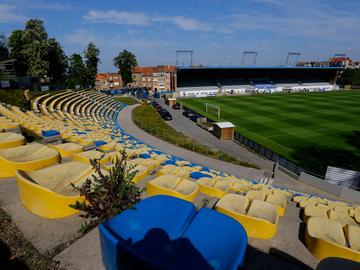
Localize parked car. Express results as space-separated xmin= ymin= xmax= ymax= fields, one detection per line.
xmin=172 ymin=103 xmax=180 ymax=110
xmin=190 ymin=114 xmax=201 ymax=122
xmin=155 ymin=105 xmax=163 ymax=112
xmin=182 ymin=110 xmax=194 ymax=118
xmin=151 ymin=101 xmax=159 ymax=107
xmin=159 ymin=108 xmax=168 ymax=114
xmin=161 ymin=112 xmax=172 ymax=121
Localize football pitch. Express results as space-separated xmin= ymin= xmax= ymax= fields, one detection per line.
xmin=178 ymin=91 xmax=360 ymax=175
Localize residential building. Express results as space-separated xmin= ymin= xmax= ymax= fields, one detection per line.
xmin=95 ymin=73 xmax=122 ymax=91
xmin=131 ymin=65 xmax=176 ymax=91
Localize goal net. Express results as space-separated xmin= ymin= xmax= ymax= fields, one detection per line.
xmin=205 ymin=103 xmax=220 ymax=118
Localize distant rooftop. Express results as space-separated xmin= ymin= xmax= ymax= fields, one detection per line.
xmin=177 ymin=65 xmax=343 ymax=70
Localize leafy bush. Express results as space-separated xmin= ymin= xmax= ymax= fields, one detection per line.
xmin=70 ymin=150 xmax=143 ymax=233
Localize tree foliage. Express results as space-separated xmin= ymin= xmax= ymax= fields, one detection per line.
xmin=84 ymin=42 xmax=100 ymax=87
xmin=339 ymin=69 xmax=360 ymax=87
xmin=8 ymin=30 xmax=28 ymax=75
xmin=113 ymin=50 xmax=138 ymax=86
xmin=47 ymin=38 xmax=67 ymax=84
xmin=67 ymin=53 xmax=87 ymax=88
xmin=23 ymin=19 xmax=50 ymax=77
xmin=70 ymin=150 xmax=143 ymax=233
xmin=0 ymin=33 xmax=9 ymax=62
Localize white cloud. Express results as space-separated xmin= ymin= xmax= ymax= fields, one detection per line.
xmin=83 ymin=9 xmax=215 ymax=32
xmin=2 ymin=0 xmax=75 ymax=11
xmin=62 ymin=29 xmax=103 ymax=46
xmin=0 ymin=4 xmax=26 ymax=23
xmin=171 ymin=16 xmax=211 ymax=32
xmin=83 ymin=10 xmax=150 ymax=26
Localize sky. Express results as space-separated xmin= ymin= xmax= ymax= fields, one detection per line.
xmin=1 ymin=0 xmax=359 ymax=72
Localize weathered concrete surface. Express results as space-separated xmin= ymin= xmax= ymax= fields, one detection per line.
xmin=54 ymin=228 xmax=105 ymax=270
xmin=248 ymin=201 xmax=318 ymax=269
xmin=0 ymin=178 xmax=83 ymax=253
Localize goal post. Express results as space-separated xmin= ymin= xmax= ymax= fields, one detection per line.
xmin=205 ymin=103 xmax=220 ymax=118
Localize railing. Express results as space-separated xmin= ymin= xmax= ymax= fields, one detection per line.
xmin=233 ymin=132 xmax=303 ymax=176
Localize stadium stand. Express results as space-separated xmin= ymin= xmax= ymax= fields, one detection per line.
xmin=0 ymin=89 xmax=359 ymax=265
xmin=176 ymin=66 xmax=340 ymax=97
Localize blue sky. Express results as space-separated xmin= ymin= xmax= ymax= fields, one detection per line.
xmin=1 ymin=0 xmax=359 ymax=72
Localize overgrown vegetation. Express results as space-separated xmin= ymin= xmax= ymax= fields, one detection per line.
xmin=0 ymin=206 xmax=58 ymax=270
xmin=132 ymin=103 xmax=259 ymax=169
xmin=0 ymin=89 xmax=67 ymax=110
xmin=70 ymin=151 xmax=143 ymax=233
xmin=114 ymin=96 xmax=138 ymax=105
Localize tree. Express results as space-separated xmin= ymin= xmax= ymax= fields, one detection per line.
xmin=23 ymin=19 xmax=49 ymax=78
xmin=0 ymin=33 xmax=9 ymax=61
xmin=339 ymin=69 xmax=360 ymax=87
xmin=8 ymin=30 xmax=28 ymax=75
xmin=84 ymin=42 xmax=100 ymax=87
xmin=113 ymin=50 xmax=138 ymax=86
xmin=47 ymin=38 xmax=67 ymax=84
xmin=67 ymin=53 xmax=86 ymax=88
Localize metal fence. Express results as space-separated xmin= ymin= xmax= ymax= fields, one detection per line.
xmin=233 ymin=132 xmax=303 ymax=176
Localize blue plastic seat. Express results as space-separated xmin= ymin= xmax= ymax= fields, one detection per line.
xmin=99 ymin=196 xmax=197 ymax=270
xmin=190 ymin=171 xmax=212 ymax=180
xmin=42 ymin=130 xmax=60 ymax=137
xmin=99 ymin=196 xmax=248 ymax=270
xmin=181 ymin=208 xmax=248 ymax=270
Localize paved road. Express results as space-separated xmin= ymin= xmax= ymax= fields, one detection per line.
xmin=155 ymin=98 xmax=274 ymax=171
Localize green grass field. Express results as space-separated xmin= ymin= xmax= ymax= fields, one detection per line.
xmin=179 ymin=91 xmax=360 ymax=175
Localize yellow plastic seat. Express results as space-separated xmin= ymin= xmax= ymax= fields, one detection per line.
xmin=129 ymin=158 xmax=160 ymax=172
xmin=129 ymin=165 xmax=149 ymax=184
xmin=293 ymin=195 xmax=310 ymax=204
xmin=344 ymin=225 xmax=360 ymax=252
xmin=197 ymin=178 xmax=232 ymax=198
xmin=99 ymin=141 xmax=116 ymax=152
xmin=265 ymin=194 xmax=287 ymax=216
xmin=50 ymin=143 xmax=83 ymax=158
xmin=15 ymin=161 xmax=105 ymax=219
xmin=0 ymin=132 xmax=25 ymax=149
xmin=216 ymin=196 xmax=279 ymax=239
xmin=304 ymin=205 xmax=328 ymax=223
xmin=146 ymin=175 xmax=199 ymax=202
xmin=0 ymin=120 xmax=20 ymax=131
xmin=272 ymin=188 xmax=292 ymax=198
xmin=71 ymin=150 xmax=109 ymax=165
xmin=245 ymin=190 xmax=267 ymax=201
xmin=328 ymin=210 xmax=357 ymax=226
xmin=247 ymin=199 xmax=278 ymax=224
xmin=174 ymin=167 xmax=193 ymax=178
xmin=305 ymin=217 xmax=360 ymax=262
xmin=354 ymin=212 xmax=360 ymax=223
xmin=300 ymin=198 xmax=318 ymax=208
xmin=0 ymin=143 xmax=60 ymax=178
xmin=216 ymin=194 xmax=250 ymax=215
xmin=230 ymin=179 xmax=252 ymax=193
xmin=156 ymin=165 xmax=179 ymax=176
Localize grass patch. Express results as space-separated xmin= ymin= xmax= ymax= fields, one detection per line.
xmin=132 ymin=103 xmax=259 ymax=169
xmin=114 ymin=96 xmax=138 ymax=105
xmin=178 ymin=90 xmax=360 ymax=175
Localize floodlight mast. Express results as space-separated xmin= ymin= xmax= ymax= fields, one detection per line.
xmin=176 ymin=50 xmax=193 ymax=67
xmin=242 ymin=51 xmax=258 ymax=67
xmin=286 ymin=52 xmax=301 ymax=66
